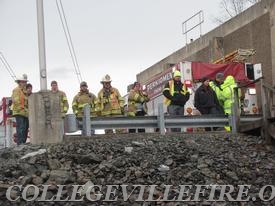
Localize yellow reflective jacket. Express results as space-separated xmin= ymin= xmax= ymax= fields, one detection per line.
xmin=127 ymin=89 xmax=150 ymax=117
xmin=163 ymin=80 xmax=189 ymax=105
xmin=209 ymin=80 xmax=223 ymax=106
xmin=72 ymin=90 xmax=98 ymax=118
xmin=220 ymin=75 xmax=241 ymax=132
xmin=11 ymin=86 xmax=28 ymax=117
xmin=220 ymin=75 xmax=241 ymax=115
xmin=52 ymin=90 xmax=69 ymax=117
xmin=98 ymin=87 xmax=124 ymax=116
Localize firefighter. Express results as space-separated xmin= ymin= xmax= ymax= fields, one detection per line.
xmin=97 ymin=74 xmax=124 ymax=134
xmin=127 ymin=81 xmax=150 ymax=133
xmin=209 ymin=72 xmax=224 ymax=105
xmin=220 ymin=75 xmax=240 ymax=131
xmin=72 ymin=81 xmax=98 ymax=134
xmin=163 ymin=70 xmax=190 ymax=132
xmin=26 ymin=83 xmax=33 ymax=96
xmin=24 ymin=83 xmax=33 ymax=141
xmin=51 ymin=80 xmax=69 ymax=118
xmin=11 ymin=74 xmax=28 ymax=145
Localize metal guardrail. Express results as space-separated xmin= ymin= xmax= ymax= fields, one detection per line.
xmin=78 ymin=115 xmax=229 ymax=128
xmin=70 ymin=104 xmax=263 ymax=136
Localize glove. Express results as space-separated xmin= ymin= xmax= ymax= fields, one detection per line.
xmin=121 ymin=107 xmax=125 ymax=115
xmin=102 ymin=98 xmax=109 ymax=104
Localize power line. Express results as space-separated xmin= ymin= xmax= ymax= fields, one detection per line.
xmin=55 ymin=0 xmax=83 ymax=84
xmin=0 ymin=52 xmax=16 ymax=81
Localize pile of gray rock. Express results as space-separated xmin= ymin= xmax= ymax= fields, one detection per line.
xmin=0 ymin=133 xmax=274 ymax=206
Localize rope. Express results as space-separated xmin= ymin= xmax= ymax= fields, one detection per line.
xmin=0 ymin=52 xmax=16 ymax=81
xmin=55 ymin=0 xmax=83 ymax=84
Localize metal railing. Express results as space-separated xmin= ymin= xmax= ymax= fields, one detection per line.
xmin=70 ymin=103 xmax=260 ymax=136
xmin=66 ymin=78 xmax=266 ymax=137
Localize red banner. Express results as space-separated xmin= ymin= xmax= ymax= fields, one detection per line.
xmin=191 ymin=62 xmax=248 ymax=82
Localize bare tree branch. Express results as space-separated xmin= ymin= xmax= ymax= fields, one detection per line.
xmin=214 ymin=0 xmax=260 ymax=24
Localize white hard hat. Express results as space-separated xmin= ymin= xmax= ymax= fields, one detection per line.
xmin=15 ymin=74 xmax=28 ymax=83
xmin=100 ymin=74 xmax=112 ymax=83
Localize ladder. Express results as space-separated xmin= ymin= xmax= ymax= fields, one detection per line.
xmin=213 ymin=49 xmax=256 ymax=64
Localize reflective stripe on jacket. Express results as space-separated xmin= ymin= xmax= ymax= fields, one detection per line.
xmin=220 ymin=75 xmax=240 ymax=115
xmin=52 ymin=90 xmax=69 ymax=117
xmin=163 ymin=80 xmax=188 ymax=105
xmin=98 ymin=87 xmax=124 ymax=116
xmin=127 ymin=89 xmax=150 ymax=117
xmin=72 ymin=91 xmax=98 ymax=118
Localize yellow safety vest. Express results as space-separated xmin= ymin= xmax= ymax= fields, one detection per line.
xmin=163 ymin=80 xmax=188 ymax=105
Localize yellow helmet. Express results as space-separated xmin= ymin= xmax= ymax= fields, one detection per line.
xmin=173 ymin=70 xmax=181 ymax=78
xmin=101 ymin=74 xmax=112 ymax=83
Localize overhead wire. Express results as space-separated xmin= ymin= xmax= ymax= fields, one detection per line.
xmin=0 ymin=52 xmax=16 ymax=81
xmin=55 ymin=0 xmax=83 ymax=84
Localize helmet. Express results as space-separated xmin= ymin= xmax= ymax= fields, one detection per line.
xmin=173 ymin=70 xmax=181 ymax=78
xmin=216 ymin=72 xmax=224 ymax=80
xmin=101 ymin=74 xmax=112 ymax=83
xmin=80 ymin=81 xmax=88 ymax=87
xmin=15 ymin=74 xmax=28 ymax=83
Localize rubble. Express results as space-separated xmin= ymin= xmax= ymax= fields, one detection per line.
xmin=0 ymin=132 xmax=274 ymax=205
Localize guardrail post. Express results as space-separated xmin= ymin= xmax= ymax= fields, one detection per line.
xmin=158 ymin=103 xmax=165 ymax=135
xmin=82 ymin=104 xmax=91 ymax=136
xmin=261 ymin=79 xmax=272 ymax=144
xmin=231 ymin=88 xmax=240 ymax=134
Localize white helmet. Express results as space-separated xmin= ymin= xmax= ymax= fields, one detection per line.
xmin=15 ymin=74 xmax=28 ymax=83
xmin=100 ymin=74 xmax=112 ymax=83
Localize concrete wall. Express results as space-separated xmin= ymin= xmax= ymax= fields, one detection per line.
xmin=137 ymin=0 xmax=275 ymax=87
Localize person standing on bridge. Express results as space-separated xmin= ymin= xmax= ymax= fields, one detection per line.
xmin=220 ymin=75 xmax=241 ymax=132
xmin=97 ymin=74 xmax=124 ymax=134
xmin=163 ymin=70 xmax=190 ymax=132
xmin=209 ymin=72 xmax=225 ymax=106
xmin=26 ymin=83 xmax=33 ymax=96
xmin=127 ymin=81 xmax=150 ymax=133
xmin=194 ymin=77 xmax=224 ymax=131
xmin=50 ymin=80 xmax=69 ymax=118
xmin=11 ymin=74 xmax=29 ymax=145
xmin=72 ymin=81 xmax=98 ymax=135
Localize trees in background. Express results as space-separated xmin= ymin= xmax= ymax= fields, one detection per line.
xmin=215 ymin=0 xmax=261 ymax=24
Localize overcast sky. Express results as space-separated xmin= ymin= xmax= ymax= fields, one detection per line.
xmin=0 ymin=0 xmax=221 ymax=111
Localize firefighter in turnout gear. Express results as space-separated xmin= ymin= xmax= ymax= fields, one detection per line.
xmin=163 ymin=70 xmax=190 ymax=132
xmin=127 ymin=81 xmax=150 ymax=133
xmin=11 ymin=74 xmax=29 ymax=145
xmin=50 ymin=80 xmax=69 ymax=118
xmin=72 ymin=81 xmax=98 ymax=134
xmin=98 ymin=74 xmax=124 ymax=134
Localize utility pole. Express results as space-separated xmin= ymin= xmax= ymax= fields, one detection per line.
xmin=30 ymin=0 xmax=64 ymax=144
xmin=36 ymin=0 xmax=47 ymax=90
